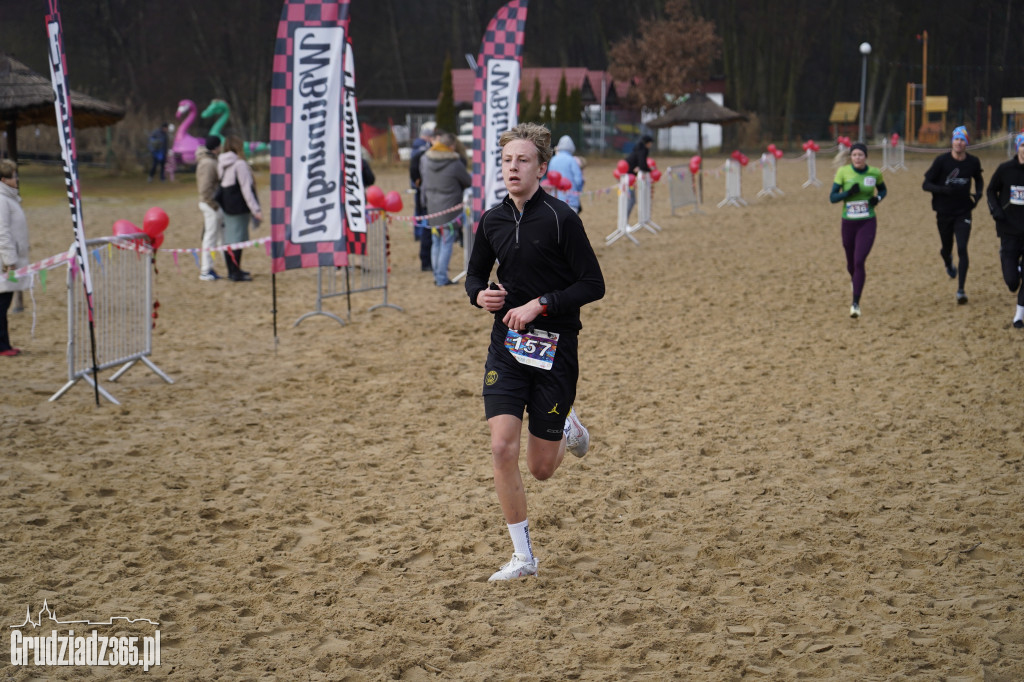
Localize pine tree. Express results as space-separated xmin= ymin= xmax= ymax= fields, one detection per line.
xmin=522 ymin=78 xmax=542 ymax=123
xmin=555 ymin=73 xmax=570 ymax=123
xmin=435 ymin=54 xmax=457 ymax=134
xmin=568 ymin=88 xmax=583 ymax=124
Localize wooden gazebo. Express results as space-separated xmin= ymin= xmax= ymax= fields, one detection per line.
xmin=0 ymin=53 xmax=124 ymax=162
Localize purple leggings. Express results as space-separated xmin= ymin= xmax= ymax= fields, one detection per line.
xmin=841 ymin=217 xmax=877 ymax=302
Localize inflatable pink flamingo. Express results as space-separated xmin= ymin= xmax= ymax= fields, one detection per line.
xmin=172 ymin=99 xmax=204 ymax=165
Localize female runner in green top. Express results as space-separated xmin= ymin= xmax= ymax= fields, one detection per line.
xmin=830 ymin=142 xmax=887 ymax=318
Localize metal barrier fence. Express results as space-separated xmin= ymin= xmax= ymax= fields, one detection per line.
xmin=631 ymin=171 xmax=661 ymax=234
xmin=294 ymin=210 xmax=402 ymax=327
xmin=757 ymin=154 xmax=784 ymax=198
xmin=667 ymin=166 xmax=700 ymax=215
xmin=718 ymin=159 xmax=747 ymax=207
xmin=881 ymin=140 xmax=907 ymax=171
xmin=605 ymin=173 xmax=636 ymax=245
xmin=453 ymin=188 xmax=473 ymax=283
xmin=50 ymin=236 xmax=173 ymax=405
xmin=802 ymin=151 xmax=822 ymax=188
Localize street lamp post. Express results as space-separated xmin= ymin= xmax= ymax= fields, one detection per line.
xmin=859 ymin=42 xmax=872 ymax=142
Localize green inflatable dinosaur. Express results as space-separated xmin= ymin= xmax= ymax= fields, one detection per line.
xmin=201 ymin=99 xmax=269 ymax=157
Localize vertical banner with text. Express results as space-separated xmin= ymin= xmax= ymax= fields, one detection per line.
xmin=44 ymin=0 xmax=95 ymax=317
xmin=270 ymin=0 xmax=355 ymax=272
xmin=470 ymin=0 xmax=528 ymax=229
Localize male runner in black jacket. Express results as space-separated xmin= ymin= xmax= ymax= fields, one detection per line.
xmin=922 ymin=125 xmax=984 ymax=303
xmin=466 ymin=122 xmax=605 ymax=581
xmin=987 ymin=133 xmax=1024 ymax=328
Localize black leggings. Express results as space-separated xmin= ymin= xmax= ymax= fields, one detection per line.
xmin=999 ymin=234 xmax=1024 ymax=306
xmin=0 ymin=291 xmax=13 ymax=351
xmin=936 ymin=214 xmax=972 ymax=289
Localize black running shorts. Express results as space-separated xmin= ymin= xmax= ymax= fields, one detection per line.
xmin=482 ymin=323 xmax=579 ymax=441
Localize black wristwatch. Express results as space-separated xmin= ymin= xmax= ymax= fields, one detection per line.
xmin=538 ymin=294 xmax=550 ymax=314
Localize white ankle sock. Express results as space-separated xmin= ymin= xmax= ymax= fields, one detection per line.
xmin=1015 ymin=305 xmax=1024 ymax=322
xmin=507 ymin=520 xmax=533 ymax=559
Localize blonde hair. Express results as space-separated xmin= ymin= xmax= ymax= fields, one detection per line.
xmin=0 ymin=159 xmax=17 ymax=179
xmin=498 ymin=123 xmax=552 ymax=165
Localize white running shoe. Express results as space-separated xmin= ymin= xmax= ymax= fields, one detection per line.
xmin=488 ymin=553 xmax=538 ymax=581
xmin=849 ymin=304 xmax=861 ymax=319
xmin=563 ymin=407 xmax=590 ymax=458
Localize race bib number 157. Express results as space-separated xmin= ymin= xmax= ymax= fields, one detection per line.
xmin=504 ymin=328 xmax=559 ymax=370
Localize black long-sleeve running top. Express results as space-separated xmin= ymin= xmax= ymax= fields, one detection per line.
xmin=466 ymin=188 xmax=605 ymax=333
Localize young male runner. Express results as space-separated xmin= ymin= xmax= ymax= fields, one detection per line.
xmin=986 ymin=133 xmax=1024 ymax=328
xmin=922 ymin=126 xmax=984 ymax=303
xmin=465 ymin=123 xmax=605 ymax=581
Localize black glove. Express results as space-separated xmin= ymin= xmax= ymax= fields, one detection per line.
xmin=869 ymin=196 xmax=880 ymax=207
xmin=971 ymin=195 xmax=981 ymax=208
xmin=846 ymin=183 xmax=860 ymax=196
xmin=991 ymin=207 xmax=1008 ymax=222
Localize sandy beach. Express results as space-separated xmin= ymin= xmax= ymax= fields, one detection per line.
xmin=2 ymin=150 xmax=1023 ymax=680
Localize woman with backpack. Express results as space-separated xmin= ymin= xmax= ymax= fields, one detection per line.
xmin=216 ymin=135 xmax=262 ymax=282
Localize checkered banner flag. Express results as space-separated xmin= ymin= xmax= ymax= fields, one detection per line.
xmin=470 ymin=0 xmax=529 ymax=229
xmin=270 ymin=0 xmax=368 ymax=273
xmin=46 ymin=0 xmax=102 ymax=403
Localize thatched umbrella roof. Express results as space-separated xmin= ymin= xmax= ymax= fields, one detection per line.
xmin=0 ymin=53 xmax=125 ymax=161
xmin=646 ymin=92 xmax=747 ymax=129
xmin=646 ymin=92 xmax=748 ymax=202
xmin=646 ymin=92 xmax=747 ymax=157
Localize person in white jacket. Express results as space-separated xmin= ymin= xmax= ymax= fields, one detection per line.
xmin=0 ymin=160 xmax=29 ymax=356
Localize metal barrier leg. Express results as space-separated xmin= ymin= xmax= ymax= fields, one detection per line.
xmin=49 ymin=375 xmax=120 ymax=405
xmin=294 ymin=310 xmax=347 ymax=327
xmin=140 ymin=356 xmax=174 ymax=384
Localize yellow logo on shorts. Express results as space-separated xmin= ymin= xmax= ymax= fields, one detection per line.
xmin=485 ymin=370 xmax=498 ymax=386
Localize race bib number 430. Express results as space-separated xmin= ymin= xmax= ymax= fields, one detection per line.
xmin=504 ymin=328 xmax=559 ymax=370
xmin=847 ymin=200 xmax=870 ymax=218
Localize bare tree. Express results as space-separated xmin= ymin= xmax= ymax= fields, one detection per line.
xmin=607 ymin=0 xmax=721 ymax=110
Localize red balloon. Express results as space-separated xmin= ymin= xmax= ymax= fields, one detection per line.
xmin=773 ymin=148 xmax=784 ymax=159
xmin=730 ymin=149 xmax=742 ymax=161
xmin=366 ymin=185 xmax=385 ymax=209
xmin=616 ymin=159 xmax=629 ymax=173
xmin=688 ymin=155 xmax=702 ymax=174
xmin=647 ymin=158 xmax=657 ymax=169
xmin=149 ymin=232 xmax=164 ymax=250
xmin=613 ymin=169 xmax=622 ymax=179
xmin=546 ymin=170 xmax=562 ymax=187
xmin=739 ymin=154 xmax=749 ymax=167
xmin=627 ymin=173 xmax=636 ymax=187
xmin=767 ymin=143 xmax=777 ymax=153
xmin=383 ymin=190 xmax=403 ymax=213
xmin=650 ymin=169 xmax=662 ymax=182
xmin=112 ymin=219 xmax=139 ymax=237
xmin=811 ymin=142 xmax=820 ymax=152
xmin=142 ymin=207 xmax=169 ymax=238
xmin=890 ymin=133 xmax=899 ymax=146
xmin=559 ymin=177 xmax=572 ymax=191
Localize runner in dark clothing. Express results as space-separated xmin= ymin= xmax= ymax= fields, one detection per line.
xmin=922 ymin=126 xmax=984 ymax=303
xmin=986 ymin=133 xmax=1024 ymax=328
xmin=465 ymin=122 xmax=605 ymax=581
